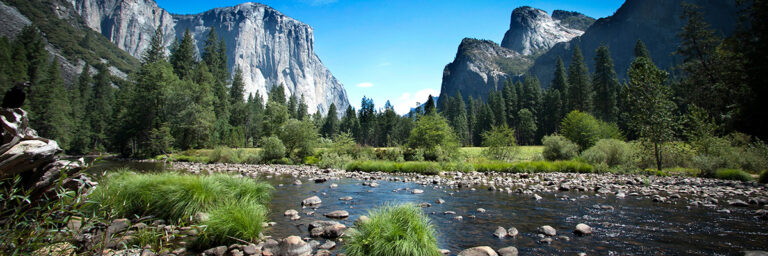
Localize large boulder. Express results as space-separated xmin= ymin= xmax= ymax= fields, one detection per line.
xmin=458 ymin=246 xmax=499 ymax=256
xmin=276 ymin=236 xmax=311 ymax=256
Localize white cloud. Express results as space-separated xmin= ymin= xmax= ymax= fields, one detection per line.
xmin=356 ymin=82 xmax=374 ymax=88
xmin=393 ymin=88 xmax=439 ymax=115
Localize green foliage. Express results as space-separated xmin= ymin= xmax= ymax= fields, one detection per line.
xmin=376 ymin=148 xmax=405 ymax=162
xmin=592 ymin=45 xmax=620 ymax=122
xmin=760 ymin=170 xmax=768 ymax=184
xmin=278 ymin=119 xmax=319 ymax=161
xmin=542 ymin=135 xmax=579 ymax=161
xmin=560 ymin=110 xmax=622 ymax=151
xmin=516 ymin=109 xmax=537 ymax=145
xmin=344 ymin=204 xmax=441 ymax=256
xmin=317 ymin=152 xmax=354 ymax=169
xmin=192 ymin=202 xmax=268 ymax=249
xmin=482 ymin=125 xmax=518 ymax=161
xmin=90 ymin=170 xmax=273 ymax=223
xmin=259 ymin=136 xmax=286 ymax=162
xmin=566 ymin=45 xmax=592 ymax=113
xmin=169 ymin=29 xmax=196 ymax=80
xmin=637 ymin=142 xmax=695 ymax=170
xmin=345 ymin=161 xmax=441 ymax=175
xmin=581 ymin=139 xmax=636 ymax=168
xmin=473 ymin=160 xmax=593 ymax=173
xmin=713 ymin=169 xmax=753 ymax=182
xmin=408 ymin=114 xmax=460 ymax=161
xmin=321 ymin=103 xmax=340 ymax=138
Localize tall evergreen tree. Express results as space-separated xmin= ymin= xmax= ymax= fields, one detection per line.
xmin=376 ymin=101 xmax=398 ymax=146
xmin=143 ymin=25 xmax=166 ymax=64
xmin=88 ymin=63 xmax=115 ymax=151
xmin=475 ymin=103 xmax=495 ymax=145
xmin=229 ymin=67 xmax=248 ymax=129
xmin=339 ymin=105 xmax=360 ymax=138
xmin=32 ymin=60 xmax=73 ymax=149
xmin=69 ymin=65 xmax=92 ymax=154
xmin=540 ymin=89 xmax=562 ymax=136
xmin=502 ymin=81 xmax=518 ymax=126
xmin=321 ymin=103 xmax=339 ymax=138
xmin=246 ymin=92 xmax=265 ymax=144
xmin=551 ymin=57 xmax=569 ymax=117
xmin=634 ymin=39 xmax=651 ymax=60
xmin=466 ymin=96 xmax=478 ymax=146
xmin=424 ymin=95 xmax=436 ymax=115
xmin=592 ymin=45 xmax=620 ymax=122
xmin=449 ymin=92 xmax=469 ymax=145
xmin=516 ymin=108 xmax=537 ymax=145
xmin=297 ymin=96 xmax=309 ymax=120
xmin=169 ymin=29 xmax=196 ymax=80
xmin=358 ymin=97 xmax=376 ymax=145
xmin=488 ymin=90 xmax=506 ymax=126
xmin=567 ymin=45 xmax=592 ymax=113
xmin=268 ymin=84 xmax=287 ymax=105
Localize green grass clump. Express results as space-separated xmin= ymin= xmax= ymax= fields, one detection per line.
xmin=759 ymin=170 xmax=768 ymax=183
xmin=192 ymin=202 xmax=268 ymax=250
xmin=345 ymin=161 xmax=441 ymax=175
xmin=344 ymin=204 xmax=441 ymax=256
xmin=714 ymin=169 xmax=754 ymax=181
xmin=473 ymin=160 xmax=593 ymax=173
xmin=90 ymin=170 xmax=273 ymax=248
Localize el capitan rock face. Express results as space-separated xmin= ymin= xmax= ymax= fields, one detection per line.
xmin=501 ymin=6 xmax=586 ymax=56
xmin=72 ymin=0 xmax=349 ymax=114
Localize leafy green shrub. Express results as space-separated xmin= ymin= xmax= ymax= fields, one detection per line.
xmin=581 ymin=139 xmax=636 ymax=168
xmin=407 ymin=114 xmax=460 ymax=162
xmin=344 ymin=204 xmax=441 ymax=256
xmin=192 ymin=202 xmax=268 ymax=249
xmin=259 ymin=136 xmax=286 ymax=162
xmin=542 ymin=135 xmax=579 ymax=161
xmin=279 ymin=119 xmax=319 ymax=161
xmin=637 ymin=142 xmax=696 ymax=170
xmin=714 ymin=169 xmax=753 ymax=181
xmin=352 ymin=146 xmax=377 ymax=160
xmin=560 ymin=110 xmax=622 ymax=151
xmin=329 ymin=133 xmax=357 ymax=156
xmin=269 ymin=158 xmax=294 ymax=165
xmin=440 ymin=162 xmax=475 ymax=172
xmin=318 ymin=152 xmax=353 ymax=169
xmin=760 ymin=170 xmax=768 ymax=183
xmin=376 ymin=148 xmax=405 ymax=162
xmin=481 ymin=125 xmax=519 ymax=161
xmin=208 ymin=146 xmax=240 ymax=163
xmin=404 ymin=148 xmax=425 ymax=161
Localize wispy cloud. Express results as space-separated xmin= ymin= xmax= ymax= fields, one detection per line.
xmin=393 ymin=88 xmax=439 ymax=115
xmin=356 ymin=82 xmax=374 ymax=88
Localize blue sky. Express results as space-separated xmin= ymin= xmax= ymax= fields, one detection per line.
xmin=156 ymin=0 xmax=624 ymax=114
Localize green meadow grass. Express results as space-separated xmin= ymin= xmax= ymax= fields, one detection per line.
xmin=344 ymin=204 xmax=441 ymax=256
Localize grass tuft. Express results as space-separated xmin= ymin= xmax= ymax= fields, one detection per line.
xmin=344 ymin=204 xmax=441 ymax=256
xmin=714 ymin=169 xmax=754 ymax=181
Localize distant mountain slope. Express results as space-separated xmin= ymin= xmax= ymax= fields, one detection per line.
xmin=528 ymin=0 xmax=739 ymax=88
xmin=500 ymin=6 xmax=587 ymax=56
xmin=0 ymin=0 xmax=139 ymax=82
xmin=72 ymin=0 xmax=349 ymax=114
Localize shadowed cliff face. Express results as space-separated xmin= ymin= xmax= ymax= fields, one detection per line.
xmin=528 ymin=0 xmax=739 ymax=88
xmin=72 ymin=0 xmax=349 ymax=114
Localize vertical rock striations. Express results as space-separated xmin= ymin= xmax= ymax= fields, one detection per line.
xmin=72 ymin=0 xmax=349 ymax=114
xmin=501 ymin=6 xmax=586 ymax=56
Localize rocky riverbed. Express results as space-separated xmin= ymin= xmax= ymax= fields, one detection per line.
xmin=161 ymin=162 xmax=768 ymax=255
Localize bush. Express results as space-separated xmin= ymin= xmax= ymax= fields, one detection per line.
xmin=481 ymin=125 xmax=519 ymax=161
xmin=376 ymin=148 xmax=405 ymax=162
xmin=542 ymin=135 xmax=579 ymax=161
xmin=279 ymin=119 xmax=319 ymax=161
xmin=581 ymin=139 xmax=636 ymax=168
xmin=208 ymin=146 xmax=240 ymax=163
xmin=714 ymin=169 xmax=753 ymax=181
xmin=329 ymin=133 xmax=357 ymax=156
xmin=259 ymin=136 xmax=286 ymax=162
xmin=344 ymin=204 xmax=441 ymax=256
xmin=404 ymin=148 xmax=425 ymax=161
xmin=637 ymin=142 xmax=696 ymax=170
xmin=760 ymin=170 xmax=768 ymax=183
xmin=560 ymin=110 xmax=622 ymax=151
xmin=407 ymin=114 xmax=460 ymax=162
xmin=318 ymin=152 xmax=353 ymax=169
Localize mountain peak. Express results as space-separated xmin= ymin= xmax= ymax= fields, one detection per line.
xmin=501 ymin=6 xmax=585 ymax=55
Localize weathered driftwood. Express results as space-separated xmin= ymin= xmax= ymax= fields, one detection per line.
xmin=0 ymin=108 xmax=84 ymax=200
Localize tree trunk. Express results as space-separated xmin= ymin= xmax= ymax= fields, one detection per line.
xmin=654 ymin=142 xmax=662 ymax=171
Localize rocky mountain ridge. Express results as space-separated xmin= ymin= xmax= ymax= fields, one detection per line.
xmin=72 ymin=0 xmax=349 ymax=114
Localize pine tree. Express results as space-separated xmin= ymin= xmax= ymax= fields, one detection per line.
xmin=88 ymin=63 xmax=115 ymax=151
xmin=358 ymin=97 xmax=376 ymax=145
xmin=516 ymin=108 xmax=537 ymax=145
xmin=339 ymin=105 xmax=360 ymax=138
xmin=143 ymin=25 xmax=166 ymax=64
xmin=634 ymin=39 xmax=651 ymax=60
xmin=321 ymin=103 xmax=339 ymax=138
xmin=229 ymin=67 xmax=248 ymax=129
xmin=268 ymin=84 xmax=287 ymax=105
xmin=592 ymin=45 xmax=620 ymax=122
xmin=0 ymin=37 xmax=12 ymax=91
xmin=246 ymin=91 xmax=265 ymax=144
xmin=540 ymin=89 xmax=562 ymax=136
xmin=488 ymin=90 xmax=506 ymax=126
xmin=297 ymin=96 xmax=309 ymax=120
xmin=288 ymin=94 xmax=298 ymax=118
xmin=424 ymin=95 xmax=436 ymax=115
xmin=69 ymin=65 xmax=92 ymax=154
xmin=502 ymin=81 xmax=518 ymax=126
xmin=170 ymin=29 xmax=196 ymax=80
xmin=31 ymin=60 xmax=73 ymax=149
xmin=475 ymin=103 xmax=495 ymax=145
xmin=625 ymin=56 xmax=676 ymax=171
xmin=567 ymin=45 xmax=592 ymax=113
xmin=551 ymin=57 xmax=569 ymax=117
xmin=376 ymin=101 xmax=398 ymax=146
xmin=521 ymin=75 xmax=542 ymax=117
xmin=450 ymin=92 xmax=469 ymax=146
xmin=466 ymin=96 xmax=478 ymax=146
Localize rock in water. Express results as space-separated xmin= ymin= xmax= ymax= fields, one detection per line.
xmin=302 ymin=196 xmax=322 ymax=206
xmin=574 ymin=223 xmax=592 ymax=235
xmin=276 ymin=236 xmax=311 ymax=256
xmin=457 ymin=246 xmax=499 ymax=256
xmin=538 ymin=225 xmax=557 ymax=236
xmin=324 ymin=210 xmax=349 ymax=219
xmin=497 ymin=246 xmax=519 ymax=256
xmin=493 ymin=226 xmax=508 ymax=238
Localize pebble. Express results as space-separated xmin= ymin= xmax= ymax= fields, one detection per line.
xmin=574 ymin=223 xmax=592 ymax=235
xmin=538 ymin=225 xmax=557 ymax=236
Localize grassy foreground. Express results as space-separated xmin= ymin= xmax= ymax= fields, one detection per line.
xmin=344 ymin=204 xmax=441 ymax=256
xmin=90 ymin=170 xmax=274 ymax=248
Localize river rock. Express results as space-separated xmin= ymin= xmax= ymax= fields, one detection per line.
xmin=302 ymin=196 xmax=322 ymax=206
xmin=533 ymin=194 xmax=543 ymax=200
xmin=324 ymin=210 xmax=349 ymax=219
xmin=194 ymin=212 xmax=210 ymax=223
xmin=243 ymin=244 xmax=259 ymax=255
xmin=339 ymin=196 xmax=353 ymax=201
xmin=413 ymin=189 xmax=424 ymax=194
xmin=318 ymin=240 xmax=336 ymax=250
xmin=355 ymin=216 xmax=370 ymax=226
xmin=477 ymin=208 xmax=486 ymax=213
xmin=507 ymin=227 xmax=519 ymax=237
xmin=729 ymin=199 xmax=750 ymax=207
xmin=574 ymin=223 xmax=592 ymax=235
xmin=457 ymin=246 xmax=499 ymax=256
xmin=436 ymin=198 xmax=446 ymax=204
xmin=284 ymin=209 xmax=299 ymax=216
xmin=497 ymin=246 xmax=518 ymax=256
xmin=203 ymin=246 xmax=227 ymax=256
xmin=293 ymin=179 xmax=302 ymax=185
xmin=108 ymin=218 xmax=131 ymax=234
xmin=538 ymin=225 xmax=556 ymax=236
xmin=276 ymin=236 xmax=311 ymax=256
xmin=440 ymin=249 xmax=451 ymax=255
xmin=493 ymin=226 xmax=507 ymax=238
xmin=309 ymin=221 xmax=346 ymax=238
xmin=743 ymin=251 xmax=768 ymax=256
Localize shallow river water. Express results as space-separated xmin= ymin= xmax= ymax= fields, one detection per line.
xmin=91 ymin=161 xmax=768 ymax=255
